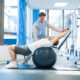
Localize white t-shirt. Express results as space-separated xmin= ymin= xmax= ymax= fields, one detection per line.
xmin=28 ymin=38 xmax=53 ymax=54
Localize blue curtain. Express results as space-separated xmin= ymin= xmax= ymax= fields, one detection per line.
xmin=33 ymin=10 xmax=40 ymax=24
xmin=17 ymin=0 xmax=26 ymax=45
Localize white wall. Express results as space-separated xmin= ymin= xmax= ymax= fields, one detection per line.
xmin=0 ymin=46 xmax=24 ymax=61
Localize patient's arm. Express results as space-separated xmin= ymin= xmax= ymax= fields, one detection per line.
xmin=51 ymin=30 xmax=69 ymax=43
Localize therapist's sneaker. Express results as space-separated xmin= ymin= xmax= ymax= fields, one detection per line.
xmin=5 ymin=61 xmax=17 ymax=69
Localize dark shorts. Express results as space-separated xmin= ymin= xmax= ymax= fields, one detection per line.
xmin=15 ymin=46 xmax=31 ymax=56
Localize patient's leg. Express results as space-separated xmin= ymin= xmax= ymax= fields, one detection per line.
xmin=5 ymin=45 xmax=17 ymax=68
xmin=8 ymin=45 xmax=16 ymax=61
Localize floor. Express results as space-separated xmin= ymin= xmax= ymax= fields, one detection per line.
xmin=0 ymin=56 xmax=80 ymax=80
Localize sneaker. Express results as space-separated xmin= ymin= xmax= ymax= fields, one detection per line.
xmin=5 ymin=61 xmax=17 ymax=69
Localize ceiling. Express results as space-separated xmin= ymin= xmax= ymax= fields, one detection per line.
xmin=27 ymin=0 xmax=80 ymax=10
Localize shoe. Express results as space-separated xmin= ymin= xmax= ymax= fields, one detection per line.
xmin=5 ymin=61 xmax=17 ymax=69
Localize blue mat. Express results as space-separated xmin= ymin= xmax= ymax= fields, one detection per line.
xmin=17 ymin=64 xmax=56 ymax=70
xmin=18 ymin=64 xmax=36 ymax=69
xmin=16 ymin=64 xmax=80 ymax=71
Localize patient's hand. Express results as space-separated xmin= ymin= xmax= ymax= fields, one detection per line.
xmin=63 ymin=28 xmax=69 ymax=32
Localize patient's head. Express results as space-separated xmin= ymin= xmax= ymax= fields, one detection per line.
xmin=53 ymin=40 xmax=59 ymax=46
xmin=49 ymin=37 xmax=59 ymax=46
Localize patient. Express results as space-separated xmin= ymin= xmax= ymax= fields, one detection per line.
xmin=5 ymin=29 xmax=69 ymax=68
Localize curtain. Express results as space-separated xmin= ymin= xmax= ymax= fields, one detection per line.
xmin=17 ymin=0 xmax=26 ymax=45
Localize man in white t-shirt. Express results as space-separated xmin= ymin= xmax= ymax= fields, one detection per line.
xmin=6 ymin=29 xmax=69 ymax=68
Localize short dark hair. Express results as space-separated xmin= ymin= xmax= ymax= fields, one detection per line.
xmin=39 ymin=12 xmax=46 ymax=17
xmin=53 ymin=40 xmax=59 ymax=46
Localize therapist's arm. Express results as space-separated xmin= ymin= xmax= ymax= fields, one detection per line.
xmin=33 ymin=28 xmax=39 ymax=40
xmin=49 ymin=25 xmax=64 ymax=32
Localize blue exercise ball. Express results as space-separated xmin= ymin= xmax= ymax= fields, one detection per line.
xmin=32 ymin=47 xmax=57 ymax=68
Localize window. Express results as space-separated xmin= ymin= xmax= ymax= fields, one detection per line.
xmin=4 ymin=0 xmax=18 ymax=39
xmin=49 ymin=10 xmax=63 ymax=36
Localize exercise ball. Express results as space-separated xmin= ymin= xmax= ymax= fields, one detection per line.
xmin=32 ymin=47 xmax=56 ymax=68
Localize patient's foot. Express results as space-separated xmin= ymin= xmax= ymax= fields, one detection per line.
xmin=5 ymin=61 xmax=17 ymax=69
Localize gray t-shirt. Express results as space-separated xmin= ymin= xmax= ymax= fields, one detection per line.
xmin=33 ymin=20 xmax=50 ymax=39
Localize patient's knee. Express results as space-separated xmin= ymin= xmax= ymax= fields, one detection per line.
xmin=8 ymin=45 xmax=16 ymax=51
